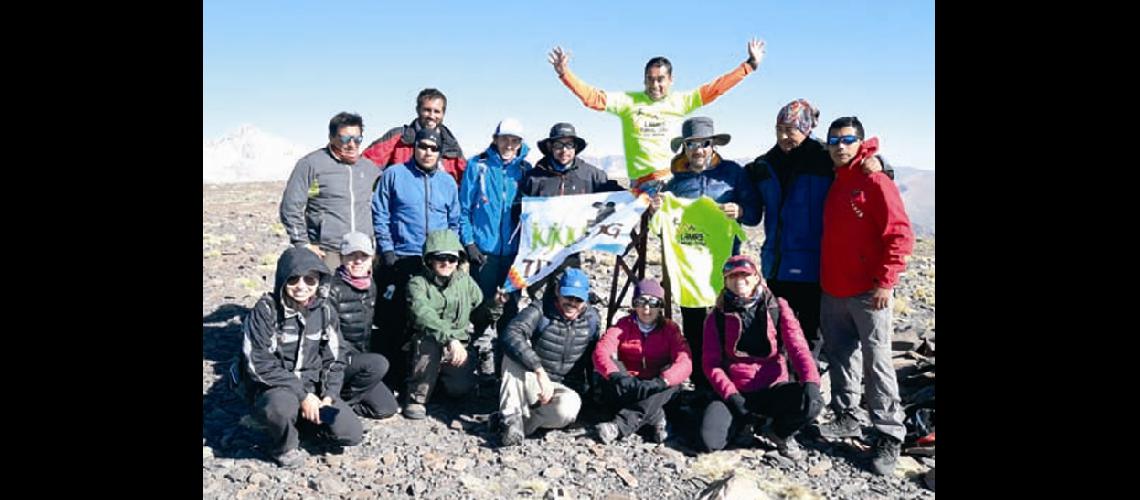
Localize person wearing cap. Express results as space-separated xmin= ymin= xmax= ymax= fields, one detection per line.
xmin=652 ymin=116 xmax=759 ymax=392
xmin=547 ymin=39 xmax=765 ymax=189
xmin=402 ymin=229 xmax=486 ymax=419
xmin=517 ymin=122 xmax=625 ymax=300
xmin=699 ymin=255 xmax=821 ymax=458
xmin=592 ymin=279 xmax=691 ymax=444
xmin=371 ymin=126 xmax=462 ymax=390
xmin=497 ymin=268 xmax=602 ymax=446
xmin=743 ymin=99 xmax=890 ymax=370
xmin=362 ymin=88 xmax=467 ymax=183
xmin=815 ymin=116 xmax=913 ymax=476
xmin=234 ymin=247 xmax=362 ymax=468
xmin=458 ymin=118 xmax=532 ymax=377
xmin=327 ymin=232 xmax=399 ymax=419
xmin=521 ymin=122 xmax=623 ymax=198
xmin=280 ymin=111 xmax=380 ymax=270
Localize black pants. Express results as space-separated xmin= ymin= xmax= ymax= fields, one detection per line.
xmin=699 ymin=382 xmax=821 ymax=452
xmin=253 ymin=387 xmax=363 ymax=456
xmin=680 ymin=306 xmax=711 ymax=391
xmin=373 ymin=256 xmax=425 ymax=390
xmin=767 ymin=280 xmax=824 ymax=377
xmin=601 ymin=378 xmax=680 ymax=438
xmin=340 ymin=352 xmax=399 ymax=419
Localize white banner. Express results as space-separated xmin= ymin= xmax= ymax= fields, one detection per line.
xmin=504 ymin=191 xmax=649 ymax=292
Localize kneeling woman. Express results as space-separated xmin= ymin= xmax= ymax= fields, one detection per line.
xmin=701 ymin=255 xmax=822 ymax=459
xmin=592 ymin=279 xmax=692 ymax=444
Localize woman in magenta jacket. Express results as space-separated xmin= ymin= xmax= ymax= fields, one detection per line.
xmin=700 ymin=255 xmax=822 ymax=458
xmin=592 ymin=279 xmax=692 ymax=444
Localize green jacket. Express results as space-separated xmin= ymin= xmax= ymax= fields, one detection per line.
xmin=406 ymin=230 xmax=484 ymax=345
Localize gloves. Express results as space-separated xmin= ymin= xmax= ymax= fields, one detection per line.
xmin=465 ymin=244 xmax=486 ymax=267
xmin=803 ymin=382 xmax=823 ymax=419
xmin=382 ymin=251 xmax=397 ymax=267
xmin=635 ymin=377 xmax=667 ymax=400
xmin=727 ymin=393 xmax=750 ymax=418
xmin=609 ymin=373 xmax=638 ymax=398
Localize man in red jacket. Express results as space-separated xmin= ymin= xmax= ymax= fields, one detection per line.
xmin=361 ymin=88 xmax=467 ymax=184
xmin=816 ymin=116 xmax=914 ymax=476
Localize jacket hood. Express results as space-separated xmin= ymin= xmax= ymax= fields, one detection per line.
xmin=273 ymin=246 xmax=332 ymax=302
xmin=421 ymin=229 xmax=466 ymax=259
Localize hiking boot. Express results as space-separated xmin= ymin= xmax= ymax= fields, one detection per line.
xmin=402 ymin=403 xmax=427 ymax=420
xmin=273 ymin=448 xmax=306 ymax=469
xmin=500 ymin=412 xmax=524 ymax=447
xmin=762 ymin=429 xmax=805 ymax=461
xmin=596 ymin=421 xmax=620 ymax=444
xmin=817 ymin=410 xmax=863 ymax=439
xmin=649 ymin=411 xmax=668 ymax=443
xmin=871 ymin=434 xmax=902 ymax=476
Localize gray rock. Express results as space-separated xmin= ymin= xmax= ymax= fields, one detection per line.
xmin=543 ymin=466 xmax=567 ymax=479
xmin=309 ymin=475 xmax=349 ymax=495
xmin=247 ymin=472 xmax=270 ymax=486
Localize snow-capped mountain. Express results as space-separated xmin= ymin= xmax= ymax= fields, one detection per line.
xmin=203 ymin=125 xmax=313 ymax=183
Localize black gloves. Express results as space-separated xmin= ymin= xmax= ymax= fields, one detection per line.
xmin=635 ymin=377 xmax=667 ymax=400
xmin=727 ymin=393 xmax=750 ymax=418
xmin=610 ymin=373 xmax=638 ymax=398
xmin=382 ymin=251 xmax=397 ymax=267
xmin=465 ymin=244 xmax=486 ymax=267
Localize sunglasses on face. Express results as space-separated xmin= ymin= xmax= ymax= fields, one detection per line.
xmin=632 ymin=297 xmax=663 ymax=308
xmin=286 ymin=275 xmax=319 ymax=286
xmin=336 ymin=134 xmax=364 ymax=145
xmin=416 ymin=142 xmax=440 ymax=152
xmin=826 ymin=135 xmax=860 ymax=146
xmin=686 ymin=139 xmax=712 ymax=150
xmin=722 ymin=260 xmax=756 ymax=276
xmin=562 ymin=296 xmax=585 ymax=305
xmin=551 ymin=141 xmax=576 ymax=151
xmin=431 ymin=254 xmax=459 ymax=263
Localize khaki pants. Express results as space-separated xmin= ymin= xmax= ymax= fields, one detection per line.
xmin=499 ymin=356 xmax=582 ymax=435
xmin=406 ymin=336 xmax=476 ymax=405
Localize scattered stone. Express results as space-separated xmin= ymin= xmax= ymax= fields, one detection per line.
xmin=543 ymin=466 xmax=566 ymax=479
xmin=612 ymin=466 xmax=639 ymax=487
xmin=924 ymin=467 xmax=935 ymax=491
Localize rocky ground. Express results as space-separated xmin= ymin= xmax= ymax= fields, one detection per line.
xmin=203 ymin=181 xmax=936 ymax=499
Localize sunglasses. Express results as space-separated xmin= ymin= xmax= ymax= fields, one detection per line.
xmin=562 ymin=296 xmax=585 ymax=305
xmin=286 ymin=275 xmax=319 ymax=286
xmin=826 ymin=135 xmax=860 ymax=146
xmin=430 ymin=254 xmax=459 ymax=263
xmin=551 ymin=141 xmax=576 ymax=151
xmin=416 ymin=142 xmax=440 ymax=152
xmin=632 ymin=297 xmax=663 ymax=308
xmin=685 ymin=139 xmax=713 ymax=150
xmin=722 ymin=260 xmax=757 ymax=276
xmin=336 ymin=134 xmax=364 ymax=145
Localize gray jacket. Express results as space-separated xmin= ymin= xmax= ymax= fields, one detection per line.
xmin=280 ymin=147 xmax=380 ymax=251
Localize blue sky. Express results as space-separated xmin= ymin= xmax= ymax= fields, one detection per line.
xmin=204 ymin=0 xmax=934 ymax=170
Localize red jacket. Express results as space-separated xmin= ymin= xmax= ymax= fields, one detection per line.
xmin=361 ymin=121 xmax=467 ymax=184
xmin=820 ymin=138 xmax=914 ymax=297
xmin=703 ymin=292 xmax=819 ymax=400
xmin=593 ymin=315 xmax=692 ymax=386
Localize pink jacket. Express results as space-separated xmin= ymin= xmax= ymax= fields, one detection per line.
xmin=594 ymin=315 xmax=692 ymax=386
xmin=702 ymin=292 xmax=820 ymax=400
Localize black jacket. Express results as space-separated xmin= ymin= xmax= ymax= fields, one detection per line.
xmin=519 ymin=157 xmax=623 ymax=198
xmin=240 ymin=247 xmax=347 ymax=402
xmin=327 ymin=276 xmax=376 ymax=355
xmin=501 ymin=292 xmax=600 ymax=384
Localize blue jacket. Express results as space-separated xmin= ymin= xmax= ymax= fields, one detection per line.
xmin=663 ymin=152 xmax=760 ymax=226
xmin=459 ymin=143 xmax=531 ymax=256
xmin=372 ymin=160 xmax=461 ymax=256
xmin=746 ymin=138 xmax=894 ymax=284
